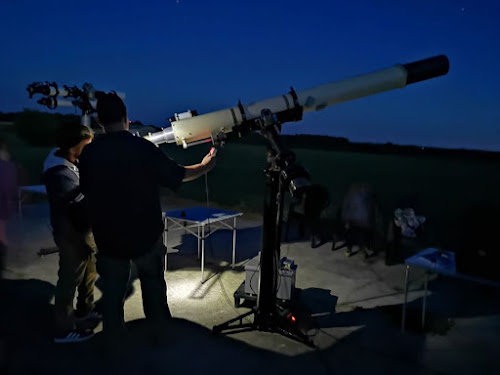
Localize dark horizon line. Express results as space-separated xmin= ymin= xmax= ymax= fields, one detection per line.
xmin=1 ymin=110 xmax=498 ymax=155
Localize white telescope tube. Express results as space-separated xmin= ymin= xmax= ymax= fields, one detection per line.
xmin=44 ymin=86 xmax=126 ymax=100
xmin=145 ymin=55 xmax=449 ymax=148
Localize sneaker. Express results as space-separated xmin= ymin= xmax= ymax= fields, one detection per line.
xmin=344 ymin=247 xmax=358 ymax=257
xmin=75 ymin=311 xmax=103 ymax=322
xmin=54 ymin=329 xmax=94 ymax=344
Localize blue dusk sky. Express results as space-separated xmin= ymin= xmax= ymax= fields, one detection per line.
xmin=1 ymin=0 xmax=499 ymax=151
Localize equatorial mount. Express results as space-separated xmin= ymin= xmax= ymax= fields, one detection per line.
xmin=212 ymin=108 xmax=316 ymax=348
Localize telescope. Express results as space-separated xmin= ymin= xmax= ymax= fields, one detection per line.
xmin=145 ymin=55 xmax=449 ymax=148
xmin=26 ymin=56 xmax=450 ymax=346
xmin=26 ymin=81 xmax=125 ymax=127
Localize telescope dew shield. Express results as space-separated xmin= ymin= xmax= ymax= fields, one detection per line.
xmin=403 ymin=55 xmax=450 ymax=84
xmin=149 ymin=55 xmax=449 ymax=147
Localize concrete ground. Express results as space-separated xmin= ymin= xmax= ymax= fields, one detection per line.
xmin=1 ymin=201 xmax=500 ymax=375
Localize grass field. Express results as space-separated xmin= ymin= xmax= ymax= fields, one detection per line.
xmin=4 ymin=126 xmax=500 ymax=249
xmin=165 ymin=140 xmax=500 ymax=248
xmin=0 ymin=126 xmax=52 ymax=186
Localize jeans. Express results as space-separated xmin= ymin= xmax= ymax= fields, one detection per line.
xmin=53 ymin=228 xmax=98 ymax=335
xmin=97 ymin=237 xmax=171 ymax=336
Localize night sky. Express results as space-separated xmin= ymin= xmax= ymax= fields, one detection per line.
xmin=1 ymin=0 xmax=499 ymax=151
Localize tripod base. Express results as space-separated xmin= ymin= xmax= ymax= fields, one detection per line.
xmin=212 ymin=306 xmax=315 ymax=348
xmin=213 ymin=124 xmax=317 ymax=348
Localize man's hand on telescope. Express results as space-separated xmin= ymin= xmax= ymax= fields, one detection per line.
xmin=202 ymin=147 xmax=217 ymax=165
xmin=201 ymin=150 xmax=216 ymax=168
xmin=182 ymin=149 xmax=216 ymax=182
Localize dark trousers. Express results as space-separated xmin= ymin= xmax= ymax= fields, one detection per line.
xmin=97 ymin=237 xmax=171 ymax=336
xmin=53 ymin=230 xmax=98 ymax=335
xmin=0 ymin=241 xmax=5 ymax=280
xmin=345 ymin=223 xmax=373 ymax=251
xmin=0 ymin=241 xmax=6 ymax=296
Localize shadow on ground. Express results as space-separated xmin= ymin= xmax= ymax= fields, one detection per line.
xmin=392 ymin=276 xmax=500 ymax=335
xmin=0 ymin=278 xmax=422 ymax=375
xmin=1 ymin=277 xmax=500 ymax=374
xmin=0 ymin=279 xmax=303 ymax=375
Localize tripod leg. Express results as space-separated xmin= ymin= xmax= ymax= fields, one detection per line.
xmin=254 ymin=309 xmax=316 ymax=348
xmin=37 ymin=246 xmax=59 ymax=256
xmin=274 ymin=324 xmax=315 ymax=348
xmin=212 ymin=310 xmax=255 ymax=334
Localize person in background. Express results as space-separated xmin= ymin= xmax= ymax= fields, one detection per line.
xmin=79 ymin=92 xmax=216 ymax=341
xmin=0 ymin=138 xmax=18 ymax=281
xmin=0 ymin=138 xmax=19 ymax=373
xmin=42 ymin=124 xmax=100 ymax=343
xmin=341 ymin=183 xmax=377 ymax=258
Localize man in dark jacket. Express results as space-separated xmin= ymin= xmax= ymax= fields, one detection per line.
xmin=43 ymin=124 xmax=99 ymax=343
xmin=79 ymin=92 xmax=216 ymax=339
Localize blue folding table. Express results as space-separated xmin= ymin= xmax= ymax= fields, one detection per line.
xmin=162 ymin=206 xmax=243 ymax=283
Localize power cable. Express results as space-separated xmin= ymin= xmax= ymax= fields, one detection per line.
xmin=204 ymin=167 xmax=253 ymax=323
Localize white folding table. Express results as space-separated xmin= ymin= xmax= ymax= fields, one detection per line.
xmin=401 ymin=247 xmax=500 ymax=332
xmin=162 ymin=206 xmax=242 ymax=283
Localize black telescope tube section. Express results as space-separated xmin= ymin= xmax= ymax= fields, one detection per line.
xmin=403 ymin=55 xmax=449 ymax=85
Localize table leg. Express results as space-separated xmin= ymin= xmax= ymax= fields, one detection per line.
xmin=197 ymin=224 xmax=201 ymax=259
xmin=232 ymin=217 xmax=237 ymax=269
xmin=201 ymin=224 xmax=205 ymax=283
xmin=422 ymin=272 xmax=429 ymax=329
xmin=401 ymin=265 xmax=410 ymax=332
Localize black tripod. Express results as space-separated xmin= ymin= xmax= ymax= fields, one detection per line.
xmin=212 ymin=111 xmax=314 ymax=347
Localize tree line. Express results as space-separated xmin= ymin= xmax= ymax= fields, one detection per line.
xmin=1 ymin=110 xmax=498 ymax=161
